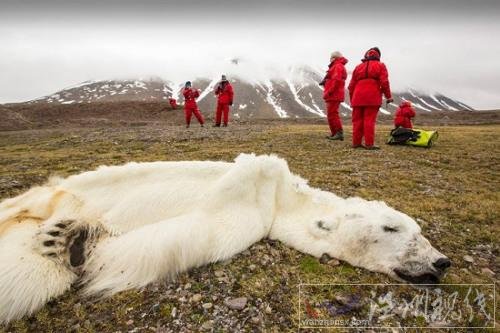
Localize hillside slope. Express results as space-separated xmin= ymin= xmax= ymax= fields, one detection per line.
xmin=25 ymin=70 xmax=473 ymax=119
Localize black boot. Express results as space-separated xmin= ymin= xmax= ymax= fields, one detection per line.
xmin=328 ymin=131 xmax=344 ymax=141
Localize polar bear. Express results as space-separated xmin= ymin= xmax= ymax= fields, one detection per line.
xmin=0 ymin=153 xmax=450 ymax=323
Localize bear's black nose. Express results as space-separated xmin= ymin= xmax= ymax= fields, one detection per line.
xmin=433 ymin=257 xmax=451 ymax=271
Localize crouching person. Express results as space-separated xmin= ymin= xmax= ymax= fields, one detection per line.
xmin=320 ymin=51 xmax=348 ymax=141
xmin=394 ymin=101 xmax=416 ymax=129
xmin=182 ymin=81 xmax=205 ymax=128
xmin=388 ymin=102 xmax=438 ymax=148
xmin=169 ymin=98 xmax=178 ymax=110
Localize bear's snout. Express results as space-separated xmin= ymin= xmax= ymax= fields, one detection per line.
xmin=432 ymin=257 xmax=451 ymax=272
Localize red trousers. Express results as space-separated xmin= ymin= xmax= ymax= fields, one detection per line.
xmin=352 ymin=106 xmax=379 ymax=146
xmin=215 ymin=102 xmax=230 ymax=125
xmin=184 ymin=106 xmax=204 ymax=126
xmin=326 ymin=101 xmax=343 ymax=135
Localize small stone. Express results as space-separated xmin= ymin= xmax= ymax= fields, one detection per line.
xmin=217 ymin=276 xmax=230 ymax=284
xmin=171 ymin=307 xmax=177 ymax=318
xmin=202 ymin=302 xmax=213 ymax=309
xmin=201 ymin=320 xmax=213 ymax=330
xmin=481 ymin=267 xmax=495 ymax=277
xmin=334 ymin=295 xmax=349 ymax=305
xmin=214 ymin=270 xmax=224 ymax=277
xmin=184 ymin=283 xmax=191 ymax=290
xmin=126 ymin=319 xmax=134 ymax=325
xmin=265 ymin=305 xmax=272 ymax=314
xmin=319 ymin=253 xmax=331 ymax=264
xmin=251 ymin=316 xmax=260 ymax=324
xmin=191 ymin=293 xmax=203 ymax=303
xmin=249 ymin=264 xmax=257 ymax=271
xmin=226 ymin=297 xmax=248 ymax=310
xmin=463 ymin=255 xmax=474 ymax=263
xmin=327 ymin=259 xmax=341 ymax=266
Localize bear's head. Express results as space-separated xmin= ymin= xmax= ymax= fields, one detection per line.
xmin=308 ymin=197 xmax=450 ymax=284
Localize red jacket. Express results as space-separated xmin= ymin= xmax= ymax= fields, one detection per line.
xmin=215 ymin=81 xmax=234 ymax=105
xmin=182 ymin=88 xmax=200 ymax=108
xmin=394 ymin=101 xmax=416 ymax=128
xmin=323 ymin=57 xmax=348 ymax=102
xmin=348 ymin=50 xmax=392 ymax=107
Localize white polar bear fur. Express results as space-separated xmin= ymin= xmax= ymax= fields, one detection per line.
xmin=0 ymin=153 xmax=447 ymax=323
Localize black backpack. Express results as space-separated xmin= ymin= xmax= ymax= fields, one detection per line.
xmin=387 ymin=127 xmax=420 ymax=145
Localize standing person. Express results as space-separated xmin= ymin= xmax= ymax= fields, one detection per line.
xmin=182 ymin=81 xmax=204 ymax=128
xmin=214 ymin=75 xmax=234 ymax=127
xmin=394 ymin=100 xmax=416 ymax=129
xmin=348 ymin=47 xmax=393 ymax=149
xmin=320 ymin=51 xmax=348 ymax=140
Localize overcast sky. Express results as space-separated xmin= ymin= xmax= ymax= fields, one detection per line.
xmin=1 ymin=0 xmax=499 ymax=109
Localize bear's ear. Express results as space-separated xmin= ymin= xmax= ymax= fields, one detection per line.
xmin=308 ymin=219 xmax=337 ymax=238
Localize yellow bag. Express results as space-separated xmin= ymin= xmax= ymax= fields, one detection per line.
xmin=405 ymin=129 xmax=439 ymax=148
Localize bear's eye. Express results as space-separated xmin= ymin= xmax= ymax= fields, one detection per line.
xmin=383 ymin=226 xmax=399 ymax=233
xmin=316 ymin=220 xmax=331 ymax=231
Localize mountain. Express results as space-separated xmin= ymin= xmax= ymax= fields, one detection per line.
xmin=26 ymin=67 xmax=473 ymax=118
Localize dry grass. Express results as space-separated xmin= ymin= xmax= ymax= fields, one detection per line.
xmin=0 ymin=123 xmax=498 ymax=332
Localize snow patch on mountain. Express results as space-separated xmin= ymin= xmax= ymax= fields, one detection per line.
xmin=418 ymin=97 xmax=440 ymax=110
xmin=379 ymin=107 xmax=390 ymax=115
xmin=341 ymin=102 xmax=352 ymax=111
xmin=410 ymin=102 xmax=432 ymax=112
xmin=286 ymin=79 xmax=325 ymax=117
xmin=439 ymin=99 xmax=458 ymax=111
xmin=308 ymin=92 xmax=325 ymax=114
xmin=198 ymin=78 xmax=218 ymax=102
xmin=264 ymin=80 xmax=288 ymax=118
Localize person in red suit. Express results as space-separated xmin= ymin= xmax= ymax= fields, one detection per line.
xmin=394 ymin=100 xmax=416 ymax=129
xmin=214 ymin=75 xmax=234 ymax=127
xmin=182 ymin=81 xmax=204 ymax=128
xmin=168 ymin=98 xmax=178 ymax=110
xmin=348 ymin=47 xmax=393 ymax=149
xmin=320 ymin=51 xmax=348 ymax=141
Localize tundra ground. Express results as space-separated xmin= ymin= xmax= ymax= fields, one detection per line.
xmin=0 ymin=123 xmax=498 ymax=332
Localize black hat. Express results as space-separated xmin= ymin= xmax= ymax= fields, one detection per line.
xmin=370 ymin=47 xmax=381 ymax=57
xmin=185 ymin=81 xmax=192 ymax=87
